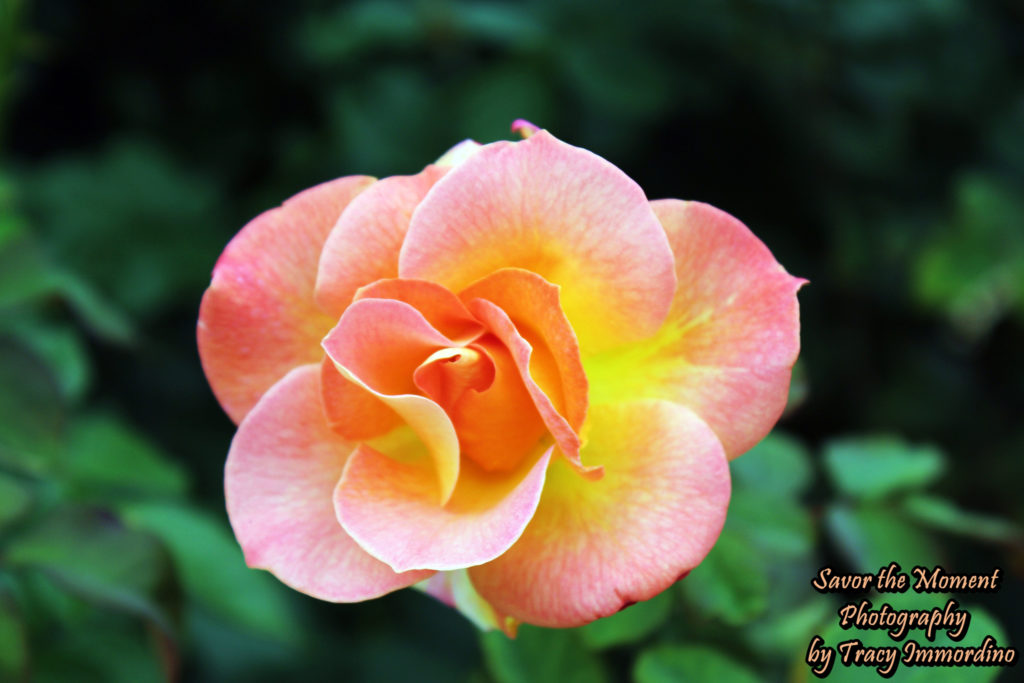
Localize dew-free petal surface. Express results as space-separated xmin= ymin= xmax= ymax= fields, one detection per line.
xmin=335 ymin=444 xmax=552 ymax=572
xmin=399 ymin=131 xmax=676 ymax=353
xmin=355 ymin=278 xmax=484 ymax=343
xmin=315 ymin=166 xmax=448 ymax=319
xmin=198 ymin=175 xmax=374 ymax=423
xmin=460 ymin=268 xmax=588 ymax=431
xmin=225 ymin=364 xmax=432 ymax=601
xmin=320 ymin=357 xmax=401 ymax=441
xmin=467 ymin=298 xmax=599 ymax=478
xmin=585 ymin=200 xmax=804 ymax=459
xmin=469 ymin=400 xmax=729 ymax=627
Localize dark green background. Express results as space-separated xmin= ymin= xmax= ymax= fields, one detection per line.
xmin=1 ymin=0 xmax=1022 ymax=681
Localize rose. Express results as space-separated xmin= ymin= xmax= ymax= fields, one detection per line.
xmin=197 ymin=124 xmax=804 ymax=632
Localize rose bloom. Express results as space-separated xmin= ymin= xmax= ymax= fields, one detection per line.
xmin=197 ymin=123 xmax=804 ymax=633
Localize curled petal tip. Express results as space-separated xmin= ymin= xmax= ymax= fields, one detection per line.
xmin=510 ymin=119 xmax=541 ymax=139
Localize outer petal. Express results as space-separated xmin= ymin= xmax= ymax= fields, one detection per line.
xmin=584 ymin=200 xmax=805 ymax=459
xmin=224 ymin=364 xmax=432 ymax=601
xmin=315 ymin=166 xmax=448 ymax=319
xmin=334 ymin=445 xmax=552 ymax=572
xmin=321 ymin=299 xmax=462 ymax=504
xmin=398 ymin=130 xmax=676 ymax=354
xmin=198 ymin=175 xmax=375 ymax=423
xmin=469 ymin=400 xmax=730 ymax=627
xmin=467 ymin=298 xmax=600 ymax=479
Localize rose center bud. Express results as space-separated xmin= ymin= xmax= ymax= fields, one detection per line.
xmin=413 ymin=337 xmax=549 ymax=473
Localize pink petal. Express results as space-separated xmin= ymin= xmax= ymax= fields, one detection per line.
xmin=335 ymin=445 xmax=552 ymax=572
xmin=198 ymin=175 xmax=374 ymax=423
xmin=469 ymin=400 xmax=730 ymax=627
xmin=355 ymin=278 xmax=484 ymax=343
xmin=315 ymin=166 xmax=448 ymax=319
xmin=321 ymin=298 xmax=462 ymax=504
xmin=587 ymin=200 xmax=805 ymax=459
xmin=321 ymin=357 xmax=401 ymax=440
xmin=398 ymin=131 xmax=676 ymax=353
xmin=225 ymin=364 xmax=432 ymax=601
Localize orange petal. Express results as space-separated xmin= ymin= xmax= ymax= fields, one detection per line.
xmin=584 ymin=200 xmax=805 ymax=459
xmin=467 ymin=298 xmax=601 ymax=479
xmin=442 ymin=336 xmax=550 ymax=473
xmin=321 ymin=357 xmax=401 ymax=441
xmin=355 ymin=278 xmax=484 ymax=343
xmin=321 ymin=298 xmax=461 ymax=503
xmin=334 ymin=444 xmax=552 ymax=572
xmin=460 ymin=268 xmax=588 ymax=432
xmin=315 ymin=166 xmax=448 ymax=319
xmin=469 ymin=400 xmax=730 ymax=627
xmin=398 ymin=131 xmax=676 ymax=354
xmin=198 ymin=175 xmax=374 ymax=423
xmin=225 ymin=364 xmax=432 ymax=601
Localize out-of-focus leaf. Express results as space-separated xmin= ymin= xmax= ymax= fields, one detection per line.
xmin=684 ymin=486 xmax=814 ymax=625
xmin=5 ymin=508 xmax=176 ymax=633
xmin=480 ymin=625 xmax=608 ymax=683
xmin=824 ymin=436 xmax=946 ymax=500
xmin=913 ymin=174 xmax=1024 ymax=339
xmin=20 ymin=140 xmax=221 ymax=319
xmin=0 ymin=471 xmax=31 ymax=529
xmin=681 ymin=530 xmax=769 ymax=625
xmin=66 ymin=414 xmax=187 ymax=499
xmin=744 ymin=598 xmax=835 ymax=658
xmin=120 ymin=501 xmax=297 ymax=642
xmin=0 ymin=337 xmax=63 ymax=475
xmin=634 ymin=644 xmax=760 ymax=683
xmin=0 ymin=592 xmax=28 ymax=681
xmin=825 ymin=503 xmax=941 ymax=574
xmin=902 ymin=495 xmax=1022 ymax=544
xmin=731 ymin=431 xmax=813 ymax=497
xmin=578 ymin=588 xmax=673 ymax=650
xmin=0 ymin=234 xmax=135 ymax=345
xmin=2 ymin=320 xmax=91 ymax=401
xmin=32 ymin=621 xmax=167 ymax=683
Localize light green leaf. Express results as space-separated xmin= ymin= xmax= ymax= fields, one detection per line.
xmin=634 ymin=645 xmax=760 ymax=683
xmin=0 ymin=471 xmax=31 ymax=529
xmin=578 ymin=588 xmax=673 ymax=650
xmin=120 ymin=502 xmax=297 ymax=642
xmin=480 ymin=625 xmax=609 ymax=683
xmin=825 ymin=503 xmax=941 ymax=574
xmin=902 ymin=495 xmax=1022 ymax=544
xmin=824 ymin=436 xmax=946 ymax=500
xmin=66 ymin=414 xmax=187 ymax=499
xmin=5 ymin=508 xmax=176 ymax=633
xmin=731 ymin=432 xmax=813 ymax=497
xmin=0 ymin=592 xmax=28 ymax=681
xmin=681 ymin=530 xmax=769 ymax=625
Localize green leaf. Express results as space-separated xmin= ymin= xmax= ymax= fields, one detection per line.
xmin=731 ymin=432 xmax=813 ymax=497
xmin=681 ymin=530 xmax=769 ymax=625
xmin=66 ymin=414 xmax=187 ymax=499
xmin=578 ymin=588 xmax=673 ymax=650
xmin=0 ymin=592 xmax=28 ymax=681
xmin=0 ymin=337 xmax=64 ymax=475
xmin=4 ymin=508 xmax=176 ymax=634
xmin=32 ymin=621 xmax=168 ymax=683
xmin=634 ymin=645 xmax=760 ymax=683
xmin=823 ymin=436 xmax=946 ymax=500
xmin=1 ymin=319 xmax=91 ymax=402
xmin=0 ymin=471 xmax=31 ymax=530
xmin=120 ymin=502 xmax=297 ymax=642
xmin=825 ymin=503 xmax=941 ymax=574
xmin=901 ymin=495 xmax=1022 ymax=544
xmin=480 ymin=625 xmax=609 ymax=683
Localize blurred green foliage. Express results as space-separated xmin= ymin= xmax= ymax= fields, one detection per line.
xmin=1 ymin=0 xmax=1022 ymax=680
